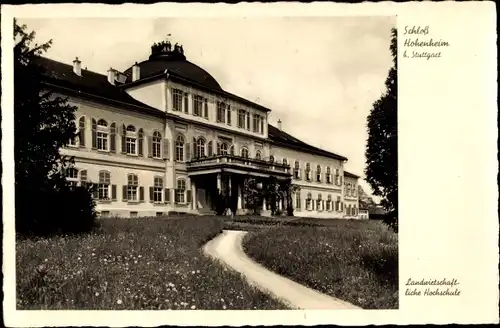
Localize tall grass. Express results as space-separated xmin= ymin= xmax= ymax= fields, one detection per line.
xmin=243 ymin=219 xmax=398 ymax=309
xmin=16 ymin=216 xmax=287 ymax=310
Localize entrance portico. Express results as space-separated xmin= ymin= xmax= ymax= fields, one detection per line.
xmin=186 ymin=155 xmax=291 ymax=215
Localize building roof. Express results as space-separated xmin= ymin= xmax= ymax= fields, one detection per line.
xmin=344 ymin=171 xmax=360 ymax=178
xmin=268 ymin=125 xmax=347 ymax=161
xmin=34 ymin=56 xmax=348 ymax=162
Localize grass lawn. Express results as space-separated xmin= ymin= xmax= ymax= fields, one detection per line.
xmin=16 ymin=216 xmax=288 ymax=310
xmin=242 ymin=219 xmax=398 ymax=309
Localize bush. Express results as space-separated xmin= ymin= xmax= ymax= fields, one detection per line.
xmin=16 ymin=185 xmax=97 ymax=237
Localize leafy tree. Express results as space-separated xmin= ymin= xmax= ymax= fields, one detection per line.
xmin=365 ymin=27 xmax=398 ymax=232
xmin=278 ymin=178 xmax=299 ymax=216
xmin=243 ymin=177 xmax=264 ymax=215
xmin=14 ymin=20 xmax=96 ymax=236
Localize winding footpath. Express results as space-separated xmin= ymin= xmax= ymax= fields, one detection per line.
xmin=203 ymin=230 xmax=361 ymax=310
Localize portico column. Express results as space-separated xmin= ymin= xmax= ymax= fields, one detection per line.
xmin=192 ymin=180 xmax=197 ymax=210
xmin=217 ymin=173 xmax=221 ymax=193
xmin=228 ymin=175 xmax=232 ymax=196
xmin=237 ymin=183 xmax=242 ymax=210
xmin=278 ymin=199 xmax=282 ymax=211
xmin=262 ymin=198 xmax=267 ymax=211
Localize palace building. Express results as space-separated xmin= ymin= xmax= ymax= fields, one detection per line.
xmin=36 ymin=39 xmax=360 ymax=218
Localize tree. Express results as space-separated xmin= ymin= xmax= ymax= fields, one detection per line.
xmin=365 ymin=27 xmax=398 ymax=232
xmin=243 ymin=177 xmax=264 ymax=215
xmin=14 ymin=20 xmax=96 ymax=235
xmin=278 ymin=178 xmax=299 ymax=216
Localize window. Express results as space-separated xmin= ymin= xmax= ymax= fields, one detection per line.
xmin=306 ymin=193 xmax=312 ymax=210
xmin=152 ymin=131 xmax=162 ymax=158
xmin=175 ymin=135 xmax=185 ymax=161
xmin=269 ymin=156 xmax=274 ymax=163
xmin=127 ymin=174 xmax=139 ymax=201
xmin=219 ymin=142 xmax=228 ymax=155
xmin=255 ymin=151 xmax=262 ymax=160
xmin=175 ymin=179 xmax=186 ymax=203
xmin=156 ymin=212 xmax=164 ymax=217
xmin=193 ymin=95 xmax=203 ymax=116
xmin=125 ymin=125 xmax=137 ymax=155
xmin=173 ymin=89 xmax=183 ymax=111
xmin=217 ymin=102 xmax=226 ymax=123
xmin=294 ymin=161 xmax=300 ymax=179
xmin=246 ymin=112 xmax=251 ymax=130
xmin=230 ymin=145 xmax=235 ymax=155
xmin=96 ymin=119 xmax=109 ymax=151
xmin=335 ymin=169 xmax=340 ymax=185
xmin=295 ymin=192 xmax=301 ymax=209
xmin=306 ymin=163 xmax=311 ymax=181
xmin=130 ymin=211 xmax=138 ymax=218
xmin=283 ymin=158 xmax=288 ymax=166
xmin=78 ymin=116 xmax=85 ymax=147
xmin=327 ymin=195 xmax=332 ymax=211
xmin=253 ymin=114 xmax=259 ymax=133
xmin=238 ymin=109 xmax=246 ymax=128
xmin=207 ymin=141 xmax=213 ymax=156
xmin=317 ymin=194 xmax=322 ymax=211
xmin=196 ymin=138 xmax=206 ymax=158
xmin=66 ymin=168 xmax=79 ymax=186
xmin=98 ymin=171 xmax=111 ymax=200
xmin=326 ymin=167 xmax=331 ymax=184
xmin=316 ymin=165 xmax=322 ymax=182
xmin=241 ymin=147 xmax=249 ymax=158
xmin=154 ymin=177 xmax=163 ymax=203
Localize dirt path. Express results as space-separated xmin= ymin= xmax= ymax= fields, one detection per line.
xmin=203 ymin=230 xmax=361 ymax=310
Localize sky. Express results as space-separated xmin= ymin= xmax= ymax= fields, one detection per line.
xmin=19 ymin=17 xmax=395 ymax=200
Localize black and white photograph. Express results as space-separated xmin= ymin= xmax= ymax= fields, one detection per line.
xmin=12 ymin=15 xmax=398 ymax=311
xmin=2 ymin=2 xmax=497 ymax=327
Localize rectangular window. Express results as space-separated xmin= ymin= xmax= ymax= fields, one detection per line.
xmin=175 ymin=189 xmax=185 ymax=203
xmin=153 ymin=178 xmax=163 ymax=203
xmin=98 ymin=184 xmax=109 ymax=200
xmin=97 ymin=132 xmax=108 ymax=151
xmin=260 ymin=116 xmax=264 ymax=134
xmin=217 ymin=102 xmax=225 ymax=123
xmin=172 ymin=89 xmax=183 ymax=111
xmin=130 ymin=211 xmax=138 ymax=218
xmin=193 ymin=95 xmax=203 ymax=116
xmin=126 ymin=137 xmax=136 ymax=155
xmin=253 ymin=114 xmax=259 ymax=133
xmin=184 ymin=93 xmax=189 ymax=114
xmin=238 ymin=109 xmax=245 ymax=128
xmin=246 ymin=113 xmax=251 ymax=130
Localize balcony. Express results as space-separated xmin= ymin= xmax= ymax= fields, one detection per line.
xmin=186 ymin=155 xmax=291 ymax=178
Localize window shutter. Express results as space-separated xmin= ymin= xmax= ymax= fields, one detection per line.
xmin=121 ymin=125 xmax=126 ymax=153
xmin=164 ymin=188 xmax=170 ymax=203
xmin=217 ymin=142 xmax=221 ymax=155
xmin=186 ymin=190 xmax=192 ymax=203
xmin=184 ymin=93 xmax=189 ymax=113
xmin=139 ymin=186 xmax=144 ymax=202
xmin=208 ymin=141 xmax=213 ymax=156
xmin=149 ymin=186 xmax=154 ymax=202
xmin=138 ymin=134 xmax=144 ymax=157
xmin=246 ymin=113 xmax=250 ymax=130
xmin=203 ymin=99 xmax=208 ymax=119
xmin=186 ymin=143 xmax=191 ymax=161
xmin=91 ymin=118 xmax=97 ymax=149
xmin=111 ymin=184 xmax=117 ymax=201
xmin=148 ymin=136 xmax=153 ymax=158
xmin=92 ymin=184 xmax=98 ymax=199
xmin=227 ymin=105 xmax=231 ymax=125
xmin=260 ymin=118 xmax=264 ymax=134
xmin=79 ymin=129 xmax=85 ymax=148
xmin=122 ymin=185 xmax=128 ymax=201
xmin=163 ymin=139 xmax=169 ymax=160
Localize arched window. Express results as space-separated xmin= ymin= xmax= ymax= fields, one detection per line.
xmin=175 ymin=179 xmax=186 ymax=203
xmin=95 ymin=118 xmax=109 ymax=151
xmin=241 ymin=147 xmax=249 ymax=158
xmin=306 ymin=192 xmax=312 ymax=210
xmin=66 ymin=168 xmax=79 ymax=187
xmin=327 ymin=195 xmax=332 ymax=211
xmin=219 ymin=142 xmax=228 ymax=155
xmin=153 ymin=177 xmax=163 ymax=202
xmin=326 ymin=167 xmax=331 ymax=184
xmin=207 ymin=141 xmax=213 ymax=157
xmin=230 ymin=145 xmax=235 ymax=155
xmin=175 ymin=135 xmax=185 ymax=161
xmin=317 ymin=194 xmax=322 ymax=210
xmin=305 ymin=163 xmax=311 ymax=181
xmin=269 ymin=156 xmax=275 ymax=163
xmin=98 ymin=171 xmax=111 ymax=200
xmin=282 ymin=158 xmax=288 ymax=166
xmin=316 ymin=165 xmax=322 ymax=182
xmin=125 ymin=125 xmax=137 ymax=155
xmin=196 ymin=137 xmax=206 ymax=158
xmin=255 ymin=151 xmax=262 ymax=160
xmin=152 ymin=131 xmax=162 ymax=158
xmin=127 ymin=174 xmax=139 ymax=201
xmin=294 ymin=161 xmax=300 ymax=179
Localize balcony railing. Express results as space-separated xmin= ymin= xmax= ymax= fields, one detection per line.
xmin=186 ymin=154 xmax=291 ymax=174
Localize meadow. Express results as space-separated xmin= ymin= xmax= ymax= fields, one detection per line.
xmin=242 ymin=219 xmax=398 ymax=309
xmin=16 ymin=216 xmax=287 ymax=310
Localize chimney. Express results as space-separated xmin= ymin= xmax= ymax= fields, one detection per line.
xmin=107 ymin=67 xmax=116 ymax=85
xmin=132 ymin=62 xmax=140 ymax=82
xmin=277 ymin=119 xmax=282 ymax=131
xmin=73 ymin=57 xmax=81 ymax=76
